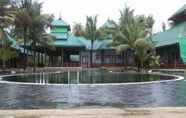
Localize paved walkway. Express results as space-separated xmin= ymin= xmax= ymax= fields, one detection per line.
xmin=1 ymin=107 xmax=186 ymax=118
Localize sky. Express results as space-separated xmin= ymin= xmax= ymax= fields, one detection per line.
xmin=40 ymin=0 xmax=186 ymax=33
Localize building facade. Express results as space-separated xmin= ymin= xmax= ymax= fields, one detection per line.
xmin=152 ymin=4 xmax=186 ymax=68
xmin=48 ymin=18 xmax=133 ymax=67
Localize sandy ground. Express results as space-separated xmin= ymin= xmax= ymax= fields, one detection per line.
xmin=0 ymin=107 xmax=186 ymax=118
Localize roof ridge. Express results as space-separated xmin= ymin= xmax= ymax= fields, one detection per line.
xmin=169 ymin=4 xmax=186 ymax=20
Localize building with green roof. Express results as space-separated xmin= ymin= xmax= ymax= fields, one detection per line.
xmin=13 ymin=17 xmax=133 ymax=68
xmin=47 ymin=18 xmax=127 ymax=67
xmin=152 ymin=4 xmax=186 ymax=68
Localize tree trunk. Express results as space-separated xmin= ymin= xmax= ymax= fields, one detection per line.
xmin=2 ymin=60 xmax=6 ymax=69
xmin=90 ymin=40 xmax=93 ymax=68
xmin=23 ymin=27 xmax=27 ymax=70
xmin=125 ymin=50 xmax=128 ymax=66
xmin=139 ymin=59 xmax=143 ymax=72
xmin=33 ymin=40 xmax=36 ymax=72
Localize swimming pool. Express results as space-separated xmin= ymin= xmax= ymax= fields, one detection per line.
xmin=0 ymin=69 xmax=184 ymax=109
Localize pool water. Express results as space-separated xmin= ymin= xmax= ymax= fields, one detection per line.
xmin=2 ymin=70 xmax=174 ymax=84
xmin=0 ymin=69 xmax=183 ymax=109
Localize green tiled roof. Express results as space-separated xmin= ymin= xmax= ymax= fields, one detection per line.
xmin=53 ymin=34 xmax=85 ymax=47
xmin=102 ymin=20 xmax=116 ymax=29
xmin=179 ymin=38 xmax=186 ymax=63
xmin=51 ymin=19 xmax=69 ymax=27
xmin=4 ymin=33 xmax=24 ymax=52
xmin=169 ymin=4 xmax=186 ymax=20
xmin=152 ymin=21 xmax=186 ymax=47
xmin=51 ymin=33 xmax=68 ymax=40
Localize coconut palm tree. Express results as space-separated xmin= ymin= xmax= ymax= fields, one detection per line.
xmin=0 ymin=41 xmax=18 ymax=68
xmin=73 ymin=23 xmax=85 ymax=37
xmin=85 ymin=15 xmax=100 ymax=67
xmin=13 ymin=0 xmax=54 ymax=71
xmin=134 ymin=38 xmax=152 ymax=70
xmin=112 ymin=6 xmax=156 ymax=70
xmin=0 ymin=0 xmax=16 ymax=37
xmin=13 ymin=0 xmax=33 ymax=69
xmin=0 ymin=0 xmax=18 ymax=68
xmin=27 ymin=1 xmax=54 ymax=72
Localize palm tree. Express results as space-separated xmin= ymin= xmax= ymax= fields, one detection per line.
xmin=0 ymin=41 xmax=18 ymax=68
xmin=134 ymin=38 xmax=152 ymax=70
xmin=112 ymin=7 xmax=142 ymax=65
xmin=0 ymin=0 xmax=18 ymax=68
xmin=85 ymin=15 xmax=99 ymax=67
xmin=13 ymin=0 xmax=54 ymax=71
xmin=72 ymin=23 xmax=85 ymax=37
xmin=13 ymin=0 xmax=32 ymax=69
xmin=0 ymin=0 xmax=15 ymax=37
xmin=112 ymin=6 xmax=155 ymax=70
xmin=27 ymin=1 xmax=54 ymax=72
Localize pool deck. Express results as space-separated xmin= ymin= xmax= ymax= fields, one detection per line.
xmin=1 ymin=107 xmax=186 ymax=118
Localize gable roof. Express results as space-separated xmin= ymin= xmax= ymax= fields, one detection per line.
xmin=51 ymin=33 xmax=68 ymax=40
xmin=152 ymin=21 xmax=186 ymax=48
xmin=51 ymin=19 xmax=69 ymax=27
xmin=102 ymin=20 xmax=116 ymax=29
xmin=53 ymin=34 xmax=86 ymax=48
xmin=169 ymin=4 xmax=186 ymax=20
xmin=4 ymin=33 xmax=24 ymax=52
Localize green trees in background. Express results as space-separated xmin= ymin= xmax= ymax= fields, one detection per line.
xmin=111 ymin=6 xmax=159 ymax=70
xmin=98 ymin=19 xmax=116 ymax=40
xmin=72 ymin=5 xmax=159 ymax=70
xmin=73 ymin=16 xmax=100 ymax=67
xmin=0 ymin=0 xmax=159 ymax=70
xmin=14 ymin=0 xmax=32 ymax=69
xmin=0 ymin=0 xmax=18 ymax=68
xmin=72 ymin=23 xmax=85 ymax=37
xmin=14 ymin=0 xmax=54 ymax=71
xmin=85 ymin=16 xmax=100 ymax=67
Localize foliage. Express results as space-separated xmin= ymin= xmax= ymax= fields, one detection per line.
xmin=12 ymin=0 xmax=54 ymax=71
xmin=72 ymin=23 xmax=85 ymax=37
xmin=85 ymin=15 xmax=99 ymax=40
xmin=0 ymin=0 xmax=18 ymax=68
xmin=111 ymin=5 xmax=158 ymax=70
xmin=134 ymin=38 xmax=152 ymax=69
xmin=0 ymin=47 xmax=18 ymax=68
xmin=85 ymin=15 xmax=100 ymax=67
xmin=0 ymin=31 xmax=18 ymax=68
xmin=145 ymin=55 xmax=160 ymax=68
xmin=98 ymin=20 xmax=117 ymax=40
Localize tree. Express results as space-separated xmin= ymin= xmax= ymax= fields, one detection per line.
xmin=111 ymin=5 xmax=157 ymax=70
xmin=0 ymin=42 xmax=18 ymax=68
xmin=134 ymin=38 xmax=152 ymax=70
xmin=72 ymin=23 xmax=85 ymax=37
xmin=0 ymin=0 xmax=15 ymax=37
xmin=13 ymin=0 xmax=33 ymax=69
xmin=99 ymin=22 xmax=116 ymax=40
xmin=0 ymin=0 xmax=18 ymax=68
xmin=27 ymin=1 xmax=54 ymax=72
xmin=13 ymin=0 xmax=54 ymax=72
xmin=85 ymin=15 xmax=99 ymax=67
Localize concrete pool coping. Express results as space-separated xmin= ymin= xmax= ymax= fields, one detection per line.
xmin=1 ymin=107 xmax=186 ymax=118
xmin=0 ymin=72 xmax=184 ymax=86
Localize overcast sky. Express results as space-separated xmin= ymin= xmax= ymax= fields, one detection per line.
xmin=40 ymin=0 xmax=186 ymax=33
